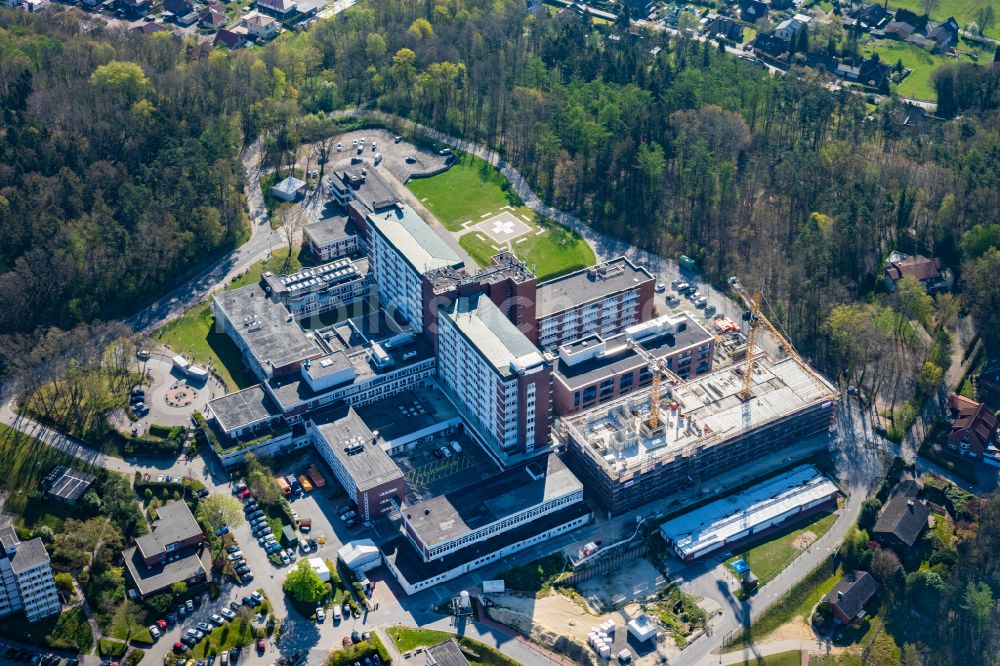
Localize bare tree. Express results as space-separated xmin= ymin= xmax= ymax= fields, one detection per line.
xmin=276 ymin=205 xmax=307 ymax=273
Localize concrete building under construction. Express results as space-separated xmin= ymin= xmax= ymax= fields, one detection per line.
xmin=558 ymin=354 xmax=839 ymax=514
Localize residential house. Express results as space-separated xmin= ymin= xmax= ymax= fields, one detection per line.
xmin=118 ymin=0 xmax=151 ymax=18
xmin=739 ymin=0 xmax=767 ymax=22
xmin=823 ymin=571 xmax=878 ymax=625
xmin=132 ymin=22 xmax=170 ymax=35
xmin=244 ymin=13 xmax=279 ymax=40
xmin=945 ymin=393 xmax=999 ymax=466
xmin=883 ymin=250 xmax=953 ymax=294
xmin=770 ymin=0 xmax=794 ymax=10
xmin=705 ymin=16 xmax=744 ymax=43
xmin=123 ymin=501 xmax=209 ymax=598
xmin=0 ymin=525 xmax=61 ymax=623
xmin=624 ymin=0 xmax=654 ymax=19
xmin=927 ymin=16 xmax=959 ymax=52
xmin=836 ymin=56 xmax=890 ymax=92
xmin=214 ymin=28 xmax=246 ymax=49
xmin=163 ymin=0 xmax=192 ymax=14
xmin=200 ymin=8 xmax=228 ymax=29
xmin=752 ymin=33 xmax=788 ymax=63
xmin=774 ymin=13 xmax=811 ymax=43
xmin=852 ymin=3 xmax=890 ymax=31
xmin=256 ymin=0 xmax=297 ymax=18
xmin=884 ymin=9 xmax=927 ymax=42
xmin=872 ymin=480 xmax=930 ymax=549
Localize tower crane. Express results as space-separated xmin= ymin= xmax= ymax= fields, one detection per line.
xmin=625 ymin=338 xmax=683 ymax=430
xmin=728 ymin=277 xmax=836 ymax=401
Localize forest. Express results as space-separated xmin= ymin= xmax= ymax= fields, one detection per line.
xmin=0 ymin=0 xmax=998 ymax=661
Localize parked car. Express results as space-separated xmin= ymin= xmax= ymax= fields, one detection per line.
xmin=316 ymin=607 xmax=325 ymax=623
xmin=694 ymin=296 xmax=708 ymax=308
xmin=251 ymin=591 xmax=264 ymax=604
xmin=675 ymin=281 xmax=689 ymax=291
xmin=704 ymin=304 xmax=717 ymax=316
xmin=220 ymin=608 xmax=236 ymax=621
xmin=225 ymin=545 xmax=240 ymax=554
xmin=236 ymin=565 xmax=251 ymax=576
xmin=214 ymin=526 xmax=229 ymax=536
xmin=654 ymin=282 xmax=666 ymax=293
xmin=210 ymin=614 xmax=224 ymax=626
xmin=149 ymin=625 xmax=161 ymax=639
xmin=335 ymin=143 xmax=342 ymax=152
xmin=197 ymin=622 xmax=212 ymax=633
xmin=256 ymin=640 xmax=265 ymax=652
xmin=279 ymin=552 xmax=290 ymax=565
xmin=174 ymin=643 xmax=188 ymax=653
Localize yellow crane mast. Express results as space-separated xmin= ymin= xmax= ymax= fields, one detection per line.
xmin=728 ymin=277 xmax=835 ymax=400
xmin=625 ymin=338 xmax=683 ymax=430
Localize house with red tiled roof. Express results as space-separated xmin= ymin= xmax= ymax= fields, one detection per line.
xmin=884 ymin=250 xmax=953 ymax=294
xmin=946 ymin=393 xmax=999 ymax=466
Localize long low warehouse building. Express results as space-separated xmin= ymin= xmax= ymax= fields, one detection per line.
xmin=659 ymin=465 xmax=840 ymax=561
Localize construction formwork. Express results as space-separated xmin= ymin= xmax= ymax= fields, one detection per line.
xmin=557 ymin=355 xmax=839 ymax=514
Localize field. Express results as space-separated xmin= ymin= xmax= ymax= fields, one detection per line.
xmin=862 ymin=39 xmax=975 ymax=101
xmin=408 ymin=151 xmax=595 ymax=280
xmin=156 ymin=247 xmax=309 ymax=391
xmin=407 ymin=152 xmax=520 ymax=232
xmin=727 ymin=511 xmax=838 ymax=584
xmin=885 ymin=0 xmax=999 ymax=39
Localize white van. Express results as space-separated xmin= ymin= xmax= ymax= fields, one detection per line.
xmin=332 ymin=605 xmax=342 ymax=621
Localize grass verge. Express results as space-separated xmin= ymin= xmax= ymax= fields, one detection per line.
xmin=727 ymin=557 xmax=840 ymax=648
xmin=388 ymin=626 xmax=520 ymax=666
xmin=726 ymin=511 xmax=838 ymax=584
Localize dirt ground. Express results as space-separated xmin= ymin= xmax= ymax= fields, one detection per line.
xmin=574 ymin=559 xmax=668 ymax=612
xmin=488 ymin=592 xmax=683 ymax=665
xmin=793 ymin=530 xmax=818 ymax=550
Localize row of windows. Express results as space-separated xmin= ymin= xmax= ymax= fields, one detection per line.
xmin=424 ymin=493 xmax=583 ymax=559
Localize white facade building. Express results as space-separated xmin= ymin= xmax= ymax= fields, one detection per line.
xmin=368 ymin=204 xmax=462 ymax=333
xmin=0 ymin=527 xmax=60 ymax=622
xmin=436 ymin=293 xmax=552 ymax=457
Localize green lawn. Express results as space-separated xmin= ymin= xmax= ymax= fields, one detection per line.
xmin=862 ymin=40 xmax=975 ymax=101
xmin=810 ymin=655 xmax=864 ymax=666
xmin=727 ymin=511 xmax=839 ymax=584
xmin=407 ymin=152 xmax=520 ymax=232
xmin=156 ymin=247 xmax=310 ymax=391
xmin=388 ymin=627 xmax=521 ymax=666
xmin=107 ymin=602 xmax=153 ymax=643
xmin=190 ymin=614 xmax=259 ymax=658
xmin=730 ymin=558 xmax=841 ymax=648
xmin=885 ymin=0 xmax=999 ymax=39
xmin=739 ymin=651 xmax=803 ymax=666
xmin=46 ymin=606 xmax=94 ymax=653
xmin=458 ymin=212 xmax=594 ymax=281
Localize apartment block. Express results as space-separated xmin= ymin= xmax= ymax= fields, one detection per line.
xmin=0 ymin=526 xmax=60 ymax=622
xmin=436 ymin=293 xmax=552 ymax=459
xmin=553 ymin=312 xmax=716 ymax=415
xmin=368 ymin=204 xmax=463 ymax=334
xmin=535 ymin=258 xmax=656 ymax=350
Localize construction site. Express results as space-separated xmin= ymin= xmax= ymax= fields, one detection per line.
xmin=556 ymin=281 xmax=840 ymax=514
